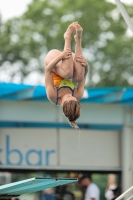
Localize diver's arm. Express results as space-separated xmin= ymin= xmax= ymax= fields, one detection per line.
xmin=76 ymin=55 xmax=88 ymax=76
xmin=74 ymin=76 xmax=86 ymax=100
xmin=45 ymin=69 xmax=56 ymax=103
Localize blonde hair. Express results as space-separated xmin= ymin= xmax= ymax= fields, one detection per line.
xmin=62 ymin=100 xmax=80 ymax=130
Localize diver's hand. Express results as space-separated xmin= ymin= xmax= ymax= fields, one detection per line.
xmin=76 ymin=55 xmax=87 ymax=67
xmin=61 ymin=48 xmax=72 ymax=60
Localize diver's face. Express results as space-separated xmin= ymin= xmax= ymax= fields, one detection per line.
xmin=61 ymin=93 xmax=77 ymax=106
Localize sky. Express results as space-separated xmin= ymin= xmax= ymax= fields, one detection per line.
xmin=0 ymin=0 xmax=133 ymax=84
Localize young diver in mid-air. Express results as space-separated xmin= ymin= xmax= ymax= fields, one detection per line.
xmin=44 ymin=22 xmax=88 ymax=130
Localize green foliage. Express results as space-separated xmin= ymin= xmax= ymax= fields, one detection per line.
xmin=0 ymin=0 xmax=133 ymax=86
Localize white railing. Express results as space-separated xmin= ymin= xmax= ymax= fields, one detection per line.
xmin=115 ymin=0 xmax=133 ymax=33
xmin=114 ymin=2 xmax=133 ymax=197
xmin=115 ymin=186 xmax=133 ymax=200
xmin=127 ymin=195 xmax=133 ymax=200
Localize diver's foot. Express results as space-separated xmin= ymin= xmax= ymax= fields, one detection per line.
xmin=64 ymin=22 xmax=77 ymax=40
xmin=74 ymin=24 xmax=83 ymax=42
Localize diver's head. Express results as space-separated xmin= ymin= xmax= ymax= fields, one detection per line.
xmin=61 ymin=94 xmax=80 ymax=130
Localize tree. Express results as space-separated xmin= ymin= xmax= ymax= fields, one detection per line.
xmin=0 ymin=0 xmax=133 ymax=86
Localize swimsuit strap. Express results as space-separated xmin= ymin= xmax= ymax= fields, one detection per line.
xmin=55 ymin=86 xmax=75 ymax=106
xmin=72 ymin=88 xmax=74 ymax=96
xmin=55 ymin=87 xmax=59 ymax=106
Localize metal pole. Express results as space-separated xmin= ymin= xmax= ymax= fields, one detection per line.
xmin=115 ymin=186 xmax=133 ymax=200
xmin=115 ymin=0 xmax=133 ymax=33
xmin=127 ymin=195 xmax=133 ymax=200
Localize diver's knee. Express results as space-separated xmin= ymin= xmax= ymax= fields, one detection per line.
xmin=74 ymin=74 xmax=84 ymax=82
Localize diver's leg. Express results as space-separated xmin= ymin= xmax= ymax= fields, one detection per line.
xmin=73 ymin=23 xmax=85 ymax=82
xmin=44 ymin=23 xmax=76 ymax=79
xmin=44 ymin=49 xmax=62 ymax=69
xmin=57 ymin=22 xmax=76 ymax=79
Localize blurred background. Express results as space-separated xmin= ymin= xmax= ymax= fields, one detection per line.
xmin=0 ymin=0 xmax=133 ymax=85
xmin=0 ymin=0 xmax=133 ymax=200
